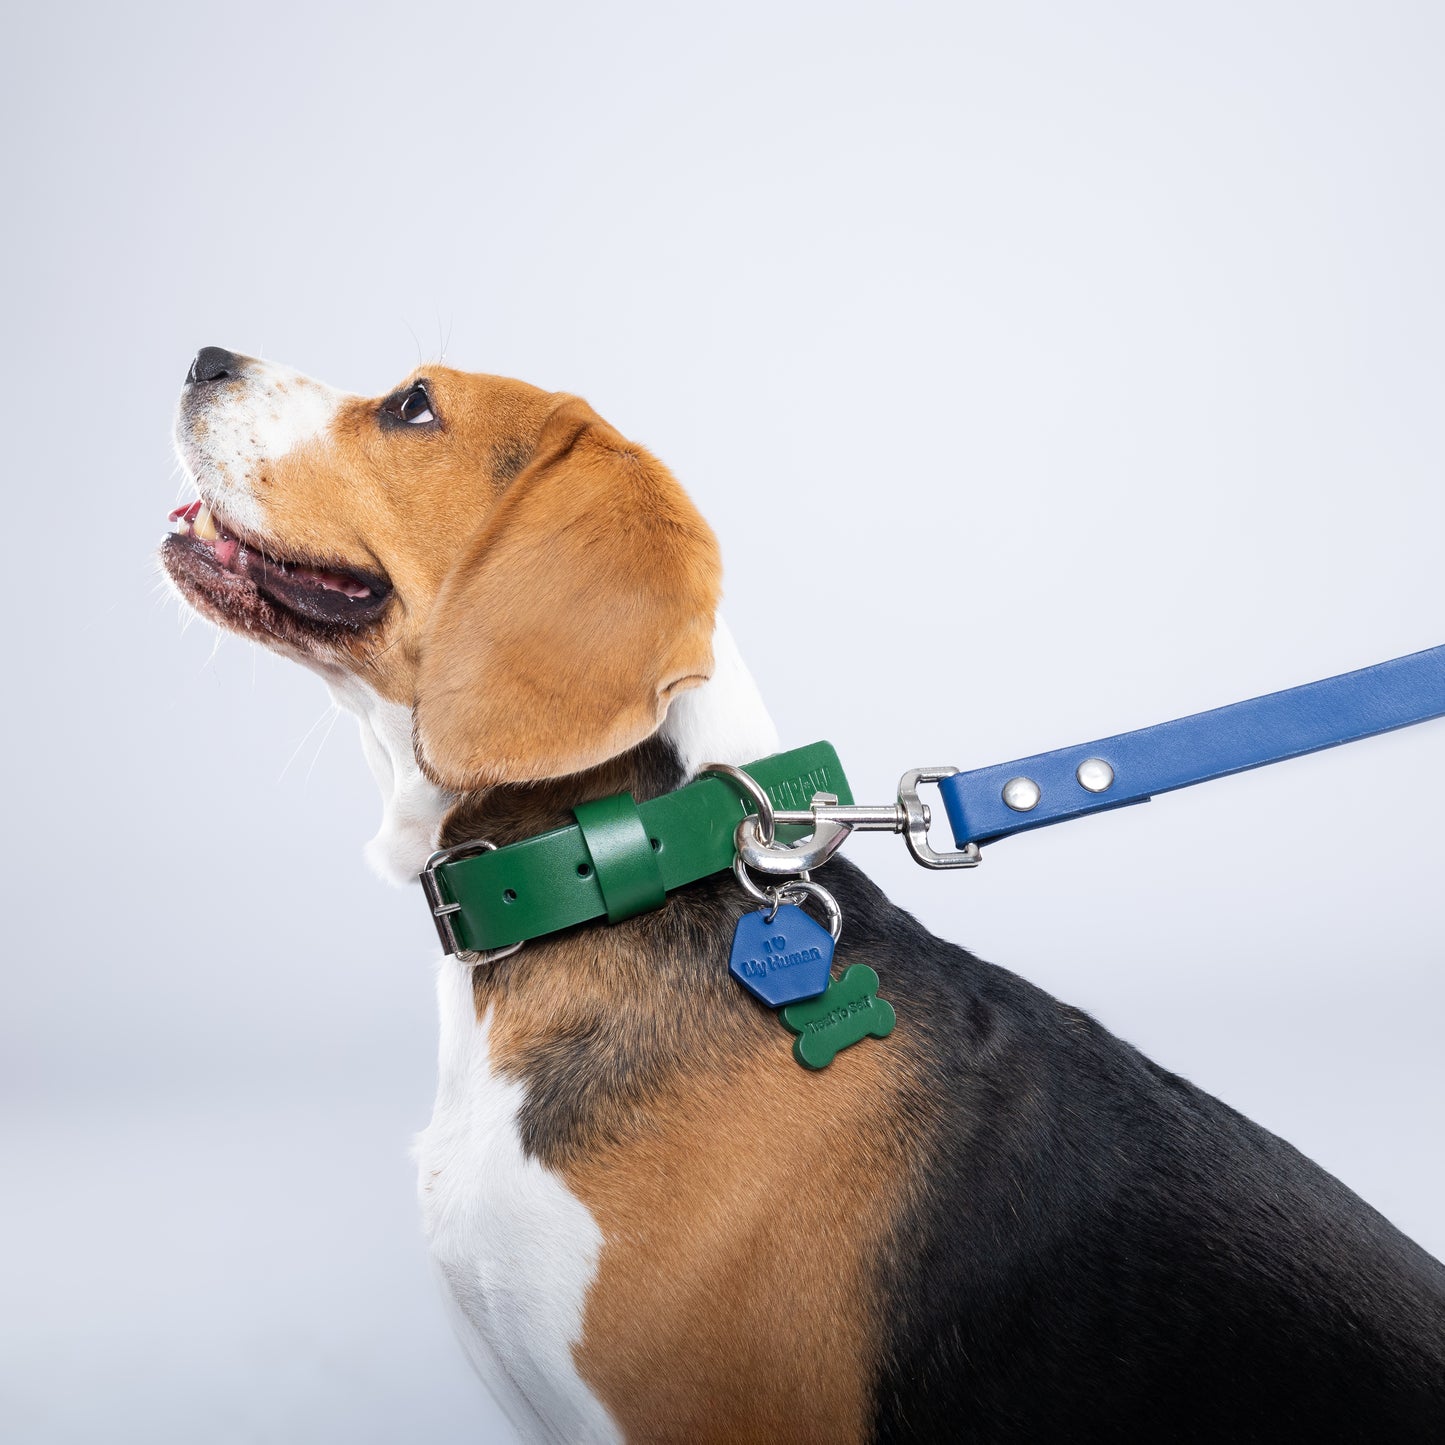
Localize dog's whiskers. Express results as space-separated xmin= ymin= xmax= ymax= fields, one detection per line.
xmin=280 ymin=701 xmax=342 ymax=783
xmin=303 ymin=704 xmax=343 ymax=786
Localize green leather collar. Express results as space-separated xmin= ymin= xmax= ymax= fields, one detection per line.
xmin=420 ymin=742 xmax=852 ymax=961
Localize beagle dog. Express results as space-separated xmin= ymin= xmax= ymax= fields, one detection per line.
xmin=162 ymin=347 xmax=1445 ymax=1444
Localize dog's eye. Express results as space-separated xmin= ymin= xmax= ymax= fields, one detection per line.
xmin=384 ymin=383 xmax=436 ymax=427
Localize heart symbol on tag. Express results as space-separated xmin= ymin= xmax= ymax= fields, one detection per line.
xmin=728 ymin=903 xmax=834 ymax=1007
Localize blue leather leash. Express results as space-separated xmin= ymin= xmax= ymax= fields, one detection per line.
xmin=714 ymin=641 xmax=1445 ymax=1066
xmin=935 ymin=643 xmax=1445 ymax=852
xmin=723 ymin=643 xmax=1445 ymax=879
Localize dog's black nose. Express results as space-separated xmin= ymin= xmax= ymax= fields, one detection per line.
xmin=186 ymin=346 xmax=240 ymax=385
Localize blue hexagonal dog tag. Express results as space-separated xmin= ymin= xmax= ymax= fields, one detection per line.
xmin=728 ymin=903 xmax=834 ymax=1007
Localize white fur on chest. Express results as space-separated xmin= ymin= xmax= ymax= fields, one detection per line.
xmin=415 ymin=963 xmax=622 ymax=1445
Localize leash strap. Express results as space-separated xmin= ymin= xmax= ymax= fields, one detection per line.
xmin=422 ymin=742 xmax=852 ymax=957
xmin=937 ymin=643 xmax=1445 ymax=850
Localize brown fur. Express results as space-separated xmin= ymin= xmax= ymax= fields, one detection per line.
xmin=568 ymin=1045 xmax=908 ymax=1445
xmin=415 ymin=397 xmax=720 ymax=787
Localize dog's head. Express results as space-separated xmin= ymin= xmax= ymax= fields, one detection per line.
xmin=162 ymin=348 xmax=722 ymax=794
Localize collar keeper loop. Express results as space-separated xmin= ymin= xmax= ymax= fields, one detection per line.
xmin=572 ymin=792 xmax=667 ymax=923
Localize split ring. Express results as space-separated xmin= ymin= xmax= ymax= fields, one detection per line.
xmin=767 ymin=878 xmax=843 ymax=943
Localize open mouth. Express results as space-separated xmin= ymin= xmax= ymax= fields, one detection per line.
xmin=162 ymin=500 xmax=393 ymax=638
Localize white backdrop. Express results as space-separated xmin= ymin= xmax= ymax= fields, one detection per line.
xmin=4 ymin=4 xmax=1443 ymax=1441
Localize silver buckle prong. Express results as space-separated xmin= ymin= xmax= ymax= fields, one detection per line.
xmin=420 ymin=840 xmax=525 ymax=966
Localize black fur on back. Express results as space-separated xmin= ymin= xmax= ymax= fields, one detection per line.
xmin=813 ymin=859 xmax=1445 ymax=1442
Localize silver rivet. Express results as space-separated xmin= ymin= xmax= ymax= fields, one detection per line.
xmin=1075 ymin=758 xmax=1115 ymax=794
xmin=1002 ymin=776 xmax=1041 ymax=812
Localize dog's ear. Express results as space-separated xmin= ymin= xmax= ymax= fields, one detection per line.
xmin=414 ymin=397 xmax=721 ymax=789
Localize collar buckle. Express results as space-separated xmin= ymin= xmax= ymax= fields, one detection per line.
xmin=420 ymin=840 xmax=525 ymax=966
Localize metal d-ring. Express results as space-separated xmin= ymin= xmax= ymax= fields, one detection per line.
xmin=701 ymin=762 xmax=777 ymax=844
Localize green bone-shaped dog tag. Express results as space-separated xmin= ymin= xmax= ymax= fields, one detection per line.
xmin=779 ymin=964 xmax=896 ymax=1070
